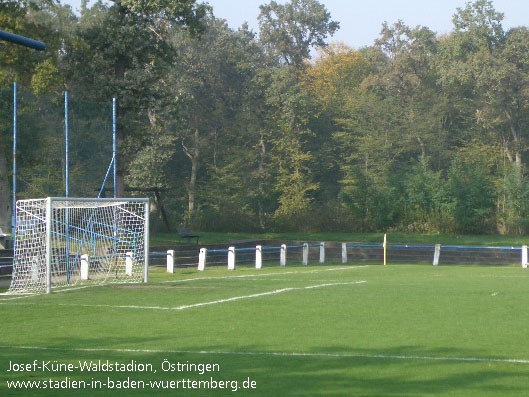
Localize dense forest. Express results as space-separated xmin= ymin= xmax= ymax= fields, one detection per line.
xmin=2 ymin=0 xmax=529 ymax=235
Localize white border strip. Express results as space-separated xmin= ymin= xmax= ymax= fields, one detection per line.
xmin=0 ymin=345 xmax=527 ymax=365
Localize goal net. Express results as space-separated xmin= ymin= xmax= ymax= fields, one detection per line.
xmin=9 ymin=197 xmax=149 ymax=294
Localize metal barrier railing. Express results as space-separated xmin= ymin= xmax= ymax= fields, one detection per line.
xmin=2 ymin=239 xmax=528 ymax=279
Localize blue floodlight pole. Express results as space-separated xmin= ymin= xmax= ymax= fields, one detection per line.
xmin=112 ymin=98 xmax=118 ymax=257
xmin=65 ymin=91 xmax=69 ymax=197
xmin=0 ymin=31 xmax=46 ymax=51
xmin=65 ymin=91 xmax=70 ymax=283
xmin=113 ymin=98 xmax=117 ymax=198
xmin=12 ymin=82 xmax=17 ymax=242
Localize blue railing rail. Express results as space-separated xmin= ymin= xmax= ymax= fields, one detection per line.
xmin=287 ymin=245 xmax=305 ymax=249
xmin=261 ymin=246 xmax=282 ymax=252
xmin=207 ymin=249 xmax=230 ymax=254
xmin=235 ymin=247 xmax=257 ymax=253
xmin=345 ymin=243 xmax=522 ymax=250
xmin=346 ymin=244 xmax=383 ymax=248
xmin=149 ymin=252 xmax=170 ymax=258
xmin=389 ymin=244 xmax=436 ymax=249
xmin=441 ymin=245 xmax=521 ymax=251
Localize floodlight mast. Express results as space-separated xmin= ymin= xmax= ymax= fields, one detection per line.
xmin=0 ymin=31 xmax=46 ymax=51
xmin=6 ymin=30 xmax=45 ymax=245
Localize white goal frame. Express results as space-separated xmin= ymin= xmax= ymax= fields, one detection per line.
xmin=9 ymin=197 xmax=150 ymax=294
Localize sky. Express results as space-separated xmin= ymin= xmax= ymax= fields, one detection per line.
xmin=61 ymin=0 xmax=529 ymax=49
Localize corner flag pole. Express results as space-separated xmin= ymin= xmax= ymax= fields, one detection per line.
xmin=383 ymin=233 xmax=387 ymax=266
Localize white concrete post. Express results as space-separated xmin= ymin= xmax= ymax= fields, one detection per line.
xmin=433 ymin=244 xmax=441 ymax=266
xmin=167 ymin=250 xmax=174 ymax=273
xmin=228 ymin=246 xmax=236 ymax=270
xmin=319 ymin=242 xmax=325 ymax=264
xmin=302 ymin=243 xmax=309 ymax=266
xmin=198 ymin=248 xmax=207 ymax=271
xmin=255 ymin=245 xmax=262 ymax=269
xmin=80 ymin=254 xmax=89 ymax=280
xmin=342 ymin=243 xmax=347 ymax=264
xmin=125 ymin=252 xmax=133 ymax=276
xmin=280 ymin=244 xmax=287 ymax=267
xmin=522 ymin=245 xmax=528 ymax=268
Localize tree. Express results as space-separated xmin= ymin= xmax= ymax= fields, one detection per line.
xmin=61 ymin=0 xmax=207 ymax=196
xmin=137 ymin=19 xmax=268 ymax=228
xmin=301 ymin=43 xmax=373 ymax=117
xmin=371 ymin=21 xmax=443 ymax=165
xmin=258 ymin=0 xmax=339 ymax=68
xmin=452 ymin=0 xmax=504 ymax=50
xmin=300 ymin=44 xmax=373 ymax=219
xmin=445 ymin=142 xmax=497 ymax=233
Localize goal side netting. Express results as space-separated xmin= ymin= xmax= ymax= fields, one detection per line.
xmin=8 ymin=198 xmax=149 ymax=294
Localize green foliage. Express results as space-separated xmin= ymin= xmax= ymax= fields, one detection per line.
xmin=6 ymin=0 xmax=529 ymax=235
xmin=31 ymin=58 xmax=62 ymax=94
xmin=258 ymin=0 xmax=339 ymax=67
xmin=120 ymin=0 xmax=209 ymax=35
xmin=502 ymin=166 xmax=529 ymax=234
xmin=445 ymin=150 xmax=496 ymax=234
xmin=403 ymin=162 xmax=448 ymax=233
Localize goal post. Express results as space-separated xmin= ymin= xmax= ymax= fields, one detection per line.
xmin=9 ymin=197 xmax=149 ymax=294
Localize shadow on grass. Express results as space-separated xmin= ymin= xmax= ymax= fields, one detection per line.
xmin=1 ymin=340 xmax=528 ymax=396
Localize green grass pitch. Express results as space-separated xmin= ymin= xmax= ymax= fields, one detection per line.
xmin=2 ymin=263 xmax=529 ymax=395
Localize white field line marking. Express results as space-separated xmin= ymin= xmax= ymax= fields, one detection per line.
xmin=7 ymin=281 xmax=366 ymax=311
xmin=0 ymin=294 xmax=39 ymax=301
xmin=475 ymin=275 xmax=529 ymax=278
xmin=0 ymin=284 xmax=106 ymax=302
xmin=162 ymin=266 xmax=368 ymax=284
xmin=0 ymin=267 xmax=368 ymax=304
xmin=237 ymin=278 xmax=345 ymax=282
xmin=0 ymin=345 xmax=528 ymax=365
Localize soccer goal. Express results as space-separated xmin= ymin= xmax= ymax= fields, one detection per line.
xmin=9 ymin=197 xmax=149 ymax=294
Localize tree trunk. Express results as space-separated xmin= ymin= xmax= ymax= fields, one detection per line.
xmin=417 ymin=137 xmax=426 ymax=167
xmin=515 ymin=150 xmax=522 ymax=179
xmin=116 ymin=172 xmax=126 ymax=197
xmin=258 ymin=132 xmax=266 ymax=230
xmin=183 ymin=126 xmax=200 ymax=217
xmin=507 ymin=113 xmax=523 ymax=179
xmin=154 ymin=190 xmax=171 ymax=231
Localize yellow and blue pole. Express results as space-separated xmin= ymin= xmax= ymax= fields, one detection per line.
xmin=383 ymin=233 xmax=387 ymax=266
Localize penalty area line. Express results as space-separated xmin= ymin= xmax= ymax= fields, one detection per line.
xmin=0 ymin=267 xmax=368 ymax=304
xmin=162 ymin=265 xmax=369 ymax=284
xmin=0 ymin=345 xmax=528 ymax=365
xmin=46 ymin=281 xmax=367 ymax=311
